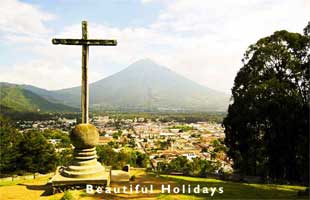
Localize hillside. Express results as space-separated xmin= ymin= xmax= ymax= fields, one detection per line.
xmin=1 ymin=59 xmax=230 ymax=112
xmin=0 ymin=84 xmax=77 ymax=112
xmin=54 ymin=59 xmax=230 ymax=112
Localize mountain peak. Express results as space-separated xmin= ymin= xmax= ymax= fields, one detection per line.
xmin=17 ymin=59 xmax=229 ymax=112
xmin=133 ymin=58 xmax=158 ymax=65
xmin=126 ymin=58 xmax=166 ymax=71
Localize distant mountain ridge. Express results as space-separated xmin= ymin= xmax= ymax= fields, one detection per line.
xmin=1 ymin=59 xmax=230 ymax=112
xmin=0 ymin=83 xmax=77 ymax=112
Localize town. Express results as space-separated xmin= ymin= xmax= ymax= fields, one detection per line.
xmin=15 ymin=114 xmax=232 ymax=175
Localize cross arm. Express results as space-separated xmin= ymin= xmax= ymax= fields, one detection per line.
xmin=52 ymin=38 xmax=117 ymax=46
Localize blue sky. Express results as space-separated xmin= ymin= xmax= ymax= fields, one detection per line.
xmin=0 ymin=0 xmax=309 ymax=93
xmin=23 ymin=0 xmax=162 ymax=29
xmin=1 ymin=0 xmax=162 ymax=66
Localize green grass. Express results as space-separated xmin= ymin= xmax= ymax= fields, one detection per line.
xmin=0 ymin=175 xmax=51 ymax=187
xmin=0 ymin=86 xmax=35 ymax=111
xmin=0 ymin=170 xmax=308 ymax=199
xmin=157 ymin=174 xmax=308 ymax=199
xmin=0 ymin=85 xmax=76 ymax=112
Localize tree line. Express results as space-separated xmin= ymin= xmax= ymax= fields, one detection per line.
xmin=0 ymin=116 xmax=148 ymax=176
xmin=0 ymin=116 xmax=63 ymax=175
xmin=96 ymin=145 xmax=148 ymax=169
xmin=156 ymin=156 xmax=221 ymax=177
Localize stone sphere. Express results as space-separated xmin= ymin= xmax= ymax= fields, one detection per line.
xmin=70 ymin=124 xmax=99 ymax=148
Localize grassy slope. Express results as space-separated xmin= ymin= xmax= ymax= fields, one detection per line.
xmin=157 ymin=175 xmax=307 ymax=199
xmin=0 ymin=169 xmax=307 ymax=200
xmin=0 ymin=86 xmax=76 ymax=112
xmin=0 ymin=86 xmax=35 ymax=111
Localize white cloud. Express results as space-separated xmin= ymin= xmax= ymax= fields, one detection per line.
xmin=0 ymin=0 xmax=55 ymax=36
xmin=31 ymin=22 xmax=241 ymax=92
xmin=1 ymin=0 xmax=309 ymax=93
xmin=146 ymin=0 xmax=309 ymax=92
xmin=0 ymin=60 xmax=102 ymax=89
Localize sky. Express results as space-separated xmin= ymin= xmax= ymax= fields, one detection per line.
xmin=0 ymin=0 xmax=309 ymax=94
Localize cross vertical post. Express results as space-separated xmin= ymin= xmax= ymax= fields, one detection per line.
xmin=81 ymin=21 xmax=89 ymax=124
xmin=51 ymin=20 xmax=117 ymax=190
xmin=52 ymin=20 xmax=117 ymax=124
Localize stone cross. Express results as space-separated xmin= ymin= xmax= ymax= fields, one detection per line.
xmin=52 ymin=21 xmax=117 ymax=123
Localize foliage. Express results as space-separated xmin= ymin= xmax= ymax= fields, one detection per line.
xmin=94 ymin=112 xmax=226 ymax=123
xmin=107 ymin=141 xmax=120 ymax=148
xmin=0 ymin=116 xmax=22 ymax=173
xmin=0 ymin=116 xmax=69 ymax=175
xmin=211 ymin=139 xmax=227 ymax=154
xmin=169 ymin=156 xmax=194 ymax=176
xmin=130 ymin=175 xmax=136 ymax=181
xmin=157 ymin=156 xmax=217 ymax=177
xmin=169 ymin=125 xmax=194 ymax=132
xmin=128 ymin=138 xmax=136 ymax=148
xmin=56 ymin=148 xmax=73 ymax=167
xmin=112 ymin=130 xmax=122 ymax=139
xmin=0 ymin=85 xmax=77 ymax=113
xmin=201 ymin=147 xmax=208 ymax=153
xmin=158 ymin=141 xmax=169 ymax=150
xmin=0 ymin=86 xmax=36 ymax=112
xmin=18 ymin=130 xmax=58 ymax=173
xmin=0 ymin=110 xmax=77 ymax=121
xmin=42 ymin=129 xmax=71 ymax=148
xmin=60 ymin=190 xmax=76 ymax=200
xmin=191 ymin=133 xmax=201 ymax=138
xmin=136 ymin=151 xmax=148 ymax=167
xmin=96 ymin=145 xmax=148 ymax=169
xmin=223 ymin=25 xmax=310 ymax=184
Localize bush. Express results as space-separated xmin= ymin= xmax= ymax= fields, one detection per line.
xmin=61 ymin=190 xmax=75 ymax=200
xmin=130 ymin=175 xmax=136 ymax=181
xmin=96 ymin=145 xmax=149 ymax=169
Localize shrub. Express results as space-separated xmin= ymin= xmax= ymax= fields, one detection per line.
xmin=130 ymin=175 xmax=136 ymax=181
xmin=61 ymin=190 xmax=75 ymax=200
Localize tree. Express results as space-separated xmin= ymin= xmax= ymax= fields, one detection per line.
xmin=57 ymin=148 xmax=73 ymax=167
xmin=18 ymin=130 xmax=57 ymax=174
xmin=0 ymin=116 xmax=22 ymax=173
xmin=128 ymin=138 xmax=136 ymax=148
xmin=167 ymin=156 xmax=193 ymax=175
xmin=96 ymin=145 xmax=148 ymax=169
xmin=159 ymin=141 xmax=169 ymax=150
xmin=223 ymin=25 xmax=309 ymax=184
xmin=43 ymin=129 xmax=71 ymax=148
xmin=0 ymin=117 xmax=71 ymax=175
xmin=112 ymin=130 xmax=122 ymax=139
xmin=97 ymin=145 xmax=119 ymax=168
xmin=136 ymin=151 xmax=148 ymax=167
xmin=157 ymin=156 xmax=218 ymax=177
xmin=196 ymin=159 xmax=216 ymax=177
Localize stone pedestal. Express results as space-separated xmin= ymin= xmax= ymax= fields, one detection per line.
xmin=51 ymin=124 xmax=110 ymax=193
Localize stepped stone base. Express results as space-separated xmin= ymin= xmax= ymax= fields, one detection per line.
xmin=51 ymin=124 xmax=112 ymax=193
xmin=51 ymin=166 xmax=111 ymax=193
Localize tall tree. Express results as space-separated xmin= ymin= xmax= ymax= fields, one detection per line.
xmin=0 ymin=116 xmax=22 ymax=173
xmin=223 ymin=24 xmax=309 ymax=184
xmin=18 ymin=130 xmax=57 ymax=174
